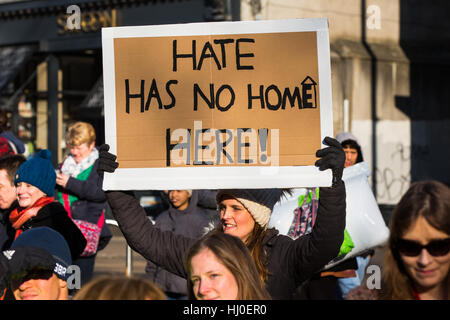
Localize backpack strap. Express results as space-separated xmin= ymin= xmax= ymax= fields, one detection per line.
xmin=63 ymin=192 xmax=105 ymax=229
xmin=62 ymin=192 xmax=72 ymax=218
xmin=97 ymin=210 xmax=105 ymax=228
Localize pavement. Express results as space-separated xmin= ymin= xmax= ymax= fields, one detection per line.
xmin=93 ymin=222 xmax=147 ymax=279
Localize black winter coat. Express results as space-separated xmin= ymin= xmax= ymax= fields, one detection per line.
xmin=107 ymin=181 xmax=346 ymax=300
xmin=19 ymin=201 xmax=87 ymax=260
xmin=57 ymin=159 xmax=112 ymax=251
xmin=0 ymin=201 xmax=19 ymax=251
xmin=146 ymin=191 xmax=215 ymax=295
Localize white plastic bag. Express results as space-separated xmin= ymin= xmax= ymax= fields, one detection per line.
xmin=268 ymin=161 xmax=390 ymax=270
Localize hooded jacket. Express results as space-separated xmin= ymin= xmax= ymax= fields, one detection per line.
xmin=106 ymin=181 xmax=346 ymax=300
xmin=145 ymin=190 xmax=215 ymax=295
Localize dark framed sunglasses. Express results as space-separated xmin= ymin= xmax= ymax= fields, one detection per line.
xmin=395 ymin=238 xmax=450 ymax=257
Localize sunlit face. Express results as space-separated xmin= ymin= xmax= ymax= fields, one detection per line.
xmin=69 ymin=141 xmax=95 ymax=164
xmin=190 ymin=248 xmax=238 ymax=300
xmin=11 ymin=270 xmax=67 ymax=300
xmin=16 ymin=182 xmax=46 ymax=208
xmin=219 ymin=198 xmax=255 ymax=242
xmin=343 ymin=147 xmax=358 ymax=168
xmin=0 ymin=169 xmax=17 ymax=209
xmin=169 ymin=190 xmax=191 ymax=210
xmin=400 ymin=217 xmax=450 ymax=293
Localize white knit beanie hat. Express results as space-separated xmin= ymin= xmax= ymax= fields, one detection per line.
xmin=216 ymin=189 xmax=283 ymax=228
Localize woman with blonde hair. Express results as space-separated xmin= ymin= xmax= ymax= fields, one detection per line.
xmin=72 ymin=276 xmax=167 ymax=300
xmin=186 ymin=232 xmax=271 ymax=300
xmin=347 ymin=180 xmax=450 ymax=300
xmin=55 ymin=121 xmax=112 ymax=287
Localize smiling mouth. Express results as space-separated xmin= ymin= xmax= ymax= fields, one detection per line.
xmin=222 ymin=222 xmax=236 ymax=230
xmin=416 ymin=269 xmax=437 ymax=276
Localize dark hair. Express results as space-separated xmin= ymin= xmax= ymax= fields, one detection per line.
xmin=0 ymin=154 xmax=26 ymax=185
xmin=341 ymin=139 xmax=363 ymax=163
xmin=380 ymin=180 xmax=450 ymax=299
xmin=0 ymin=109 xmax=9 ymax=134
xmin=186 ymin=231 xmax=271 ymax=300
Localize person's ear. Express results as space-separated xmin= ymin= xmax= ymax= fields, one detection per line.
xmin=59 ymin=278 xmax=68 ymax=290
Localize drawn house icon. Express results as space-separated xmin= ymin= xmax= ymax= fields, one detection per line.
xmin=301 ymin=76 xmax=317 ymax=109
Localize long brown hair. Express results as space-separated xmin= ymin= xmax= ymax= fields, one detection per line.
xmin=186 ymin=231 xmax=271 ymax=300
xmin=379 ymin=180 xmax=450 ymax=299
xmin=213 ymin=222 xmax=270 ymax=283
xmin=244 ymin=222 xmax=270 ymax=282
xmin=215 ymin=189 xmax=291 ymax=283
xmin=72 ymin=276 xmax=167 ymax=300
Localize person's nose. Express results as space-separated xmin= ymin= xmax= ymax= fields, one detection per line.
xmin=16 ymin=184 xmax=24 ymax=194
xmin=18 ymin=278 xmax=33 ymax=291
xmin=70 ymin=147 xmax=79 ymax=156
xmin=345 ymin=152 xmax=352 ymax=161
xmin=417 ymin=248 xmax=432 ymax=267
xmin=197 ymin=279 xmax=211 ymax=298
xmin=221 ymin=207 xmax=233 ymax=220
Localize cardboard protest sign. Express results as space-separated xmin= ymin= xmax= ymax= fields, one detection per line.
xmin=102 ymin=18 xmax=333 ymax=190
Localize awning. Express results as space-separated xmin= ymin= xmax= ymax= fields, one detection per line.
xmin=0 ymin=45 xmax=35 ymax=94
xmin=79 ymin=76 xmax=103 ymax=109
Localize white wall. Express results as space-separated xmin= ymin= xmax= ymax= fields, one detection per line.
xmin=353 ymin=119 xmax=411 ymax=205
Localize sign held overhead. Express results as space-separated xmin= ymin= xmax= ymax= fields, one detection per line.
xmin=102 ymin=18 xmax=334 ymax=190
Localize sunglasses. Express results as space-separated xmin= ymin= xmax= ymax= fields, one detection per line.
xmin=395 ymin=238 xmax=450 ymax=257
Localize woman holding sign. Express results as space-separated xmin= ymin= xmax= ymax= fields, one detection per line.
xmin=98 ymin=136 xmax=346 ymax=299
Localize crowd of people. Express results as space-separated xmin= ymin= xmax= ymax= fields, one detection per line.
xmin=0 ymin=119 xmax=449 ymax=301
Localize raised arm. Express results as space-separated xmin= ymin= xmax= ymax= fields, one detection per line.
xmin=98 ymin=145 xmax=194 ymax=278
xmin=285 ymin=137 xmax=347 ymax=284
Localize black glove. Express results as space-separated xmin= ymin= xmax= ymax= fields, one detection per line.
xmin=97 ymin=144 xmax=119 ymax=178
xmin=315 ymin=136 xmax=345 ymax=187
xmin=1 ymin=247 xmax=56 ymax=285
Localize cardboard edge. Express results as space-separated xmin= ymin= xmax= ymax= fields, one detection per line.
xmin=103 ymin=166 xmax=332 ymax=190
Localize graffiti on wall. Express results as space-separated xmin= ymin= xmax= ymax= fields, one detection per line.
xmin=375 ymin=142 xmax=431 ymax=204
xmin=375 ymin=142 xmax=411 ymax=204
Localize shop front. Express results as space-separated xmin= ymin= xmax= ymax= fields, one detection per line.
xmin=0 ymin=0 xmax=238 ymax=164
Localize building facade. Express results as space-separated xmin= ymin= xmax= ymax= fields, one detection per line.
xmin=1 ymin=0 xmax=448 ymax=207
xmin=241 ymin=0 xmax=450 ymax=206
xmin=0 ymin=0 xmax=240 ymax=164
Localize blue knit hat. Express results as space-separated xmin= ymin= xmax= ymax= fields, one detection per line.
xmin=14 ymin=149 xmax=56 ymax=196
xmin=11 ymin=227 xmax=72 ymax=281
